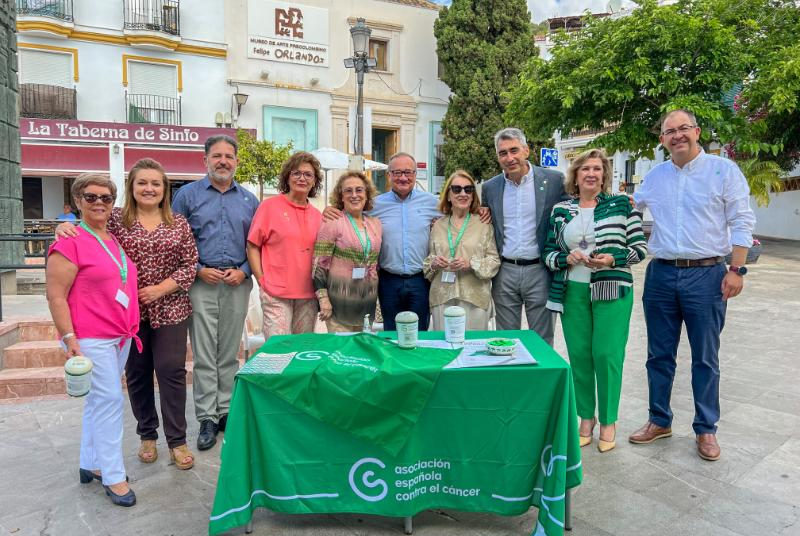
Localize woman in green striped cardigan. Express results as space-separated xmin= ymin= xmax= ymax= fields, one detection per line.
xmin=544 ymin=149 xmax=647 ymax=453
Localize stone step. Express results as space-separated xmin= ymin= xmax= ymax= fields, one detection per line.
xmin=3 ymin=340 xmax=64 ymax=368
xmin=17 ymin=320 xmax=59 ymax=342
xmin=16 ymin=282 xmax=47 ymax=295
xmin=0 ymin=366 xmax=65 ymax=399
xmin=0 ymin=359 xmax=245 ymax=400
xmin=1 ymin=337 xmax=245 ymax=369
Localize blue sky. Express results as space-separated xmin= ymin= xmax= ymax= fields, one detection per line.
xmin=428 ymin=0 xmax=637 ymax=22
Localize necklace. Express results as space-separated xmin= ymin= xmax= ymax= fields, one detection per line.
xmin=578 ymin=207 xmax=593 ymax=249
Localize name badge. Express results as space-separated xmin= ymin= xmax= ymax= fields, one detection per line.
xmin=115 ymin=289 xmax=130 ymax=309
xmin=441 ymin=271 xmax=456 ymax=284
xmin=352 ymin=267 xmax=366 ymax=280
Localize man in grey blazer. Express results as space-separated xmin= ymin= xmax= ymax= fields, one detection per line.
xmin=481 ymin=127 xmax=568 ymax=345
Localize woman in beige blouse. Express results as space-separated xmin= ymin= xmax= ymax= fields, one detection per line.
xmin=424 ymin=170 xmax=500 ymax=330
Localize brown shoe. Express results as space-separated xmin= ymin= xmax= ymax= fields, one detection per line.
xmin=696 ymin=433 xmax=721 ymax=461
xmin=628 ymin=421 xmax=672 ymax=444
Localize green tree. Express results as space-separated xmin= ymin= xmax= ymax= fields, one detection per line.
xmin=506 ymin=0 xmax=759 ymax=160
xmin=434 ymin=0 xmax=537 ymax=181
xmin=735 ymin=3 xmax=800 ymax=169
xmin=235 ymin=130 xmax=292 ymax=199
xmin=506 ymin=0 xmax=800 ymax=204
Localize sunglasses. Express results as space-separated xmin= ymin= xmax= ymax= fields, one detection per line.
xmin=449 ymin=185 xmax=475 ymax=194
xmin=81 ymin=193 xmax=115 ymax=204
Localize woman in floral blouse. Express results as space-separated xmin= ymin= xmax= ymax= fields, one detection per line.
xmin=313 ymin=171 xmax=382 ymax=332
xmin=57 ymin=158 xmax=198 ymax=470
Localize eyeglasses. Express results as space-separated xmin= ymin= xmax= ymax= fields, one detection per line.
xmin=449 ymin=185 xmax=475 ymax=194
xmin=342 ymin=187 xmax=366 ymax=195
xmin=661 ymin=124 xmax=697 ymax=137
xmin=497 ymin=146 xmax=524 ymax=158
xmin=389 ymin=169 xmax=416 ymax=178
xmin=290 ymin=170 xmax=315 ymax=180
xmin=81 ymin=193 xmax=115 ymax=205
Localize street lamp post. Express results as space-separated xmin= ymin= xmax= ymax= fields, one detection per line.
xmin=344 ymin=18 xmax=376 ymax=156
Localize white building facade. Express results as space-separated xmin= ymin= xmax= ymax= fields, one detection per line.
xmin=16 ymin=0 xmax=236 ymax=216
xmin=225 ymin=0 xmax=450 ymax=201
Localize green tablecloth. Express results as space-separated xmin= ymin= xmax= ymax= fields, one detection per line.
xmin=209 ymin=330 xmax=582 ymax=536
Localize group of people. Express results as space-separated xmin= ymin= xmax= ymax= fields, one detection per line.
xmin=46 ymin=109 xmax=756 ymax=508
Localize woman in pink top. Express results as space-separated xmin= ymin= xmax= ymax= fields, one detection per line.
xmin=46 ymin=174 xmax=140 ymax=507
xmin=247 ymin=152 xmax=323 ymax=339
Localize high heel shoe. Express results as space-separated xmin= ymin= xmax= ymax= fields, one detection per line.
xmin=579 ymin=417 xmax=596 ymax=448
xmin=598 ymin=424 xmax=617 ymax=453
xmin=103 ymin=484 xmax=137 ymax=507
xmin=79 ymin=468 xmax=101 ymax=484
xmin=79 ymin=468 xmax=128 ymax=484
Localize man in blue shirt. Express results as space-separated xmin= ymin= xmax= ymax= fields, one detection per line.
xmin=370 ymin=152 xmax=441 ymax=331
xmin=56 ymin=204 xmax=77 ymax=221
xmin=172 ymin=135 xmax=260 ymax=451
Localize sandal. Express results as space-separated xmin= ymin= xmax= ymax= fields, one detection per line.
xmin=137 ymin=439 xmax=158 ymax=463
xmin=170 ymin=444 xmax=195 ymax=470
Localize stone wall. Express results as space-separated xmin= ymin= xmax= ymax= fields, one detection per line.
xmin=0 ymin=0 xmax=23 ymax=294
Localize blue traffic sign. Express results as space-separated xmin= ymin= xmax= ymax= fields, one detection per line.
xmin=540 ymin=148 xmax=559 ymax=167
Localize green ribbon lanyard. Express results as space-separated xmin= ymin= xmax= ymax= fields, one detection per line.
xmin=79 ymin=221 xmax=128 ymax=286
xmin=346 ymin=213 xmax=372 ymax=264
xmin=447 ymin=213 xmax=471 ymax=258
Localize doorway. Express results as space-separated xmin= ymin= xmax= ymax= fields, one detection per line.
xmin=371 ymin=128 xmax=398 ymax=192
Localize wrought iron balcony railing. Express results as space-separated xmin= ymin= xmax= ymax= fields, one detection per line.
xmin=126 ymin=93 xmax=181 ymax=125
xmin=124 ymin=0 xmax=180 ymax=36
xmin=20 ymin=83 xmax=77 ymax=119
xmin=16 ymin=0 xmax=73 ymax=21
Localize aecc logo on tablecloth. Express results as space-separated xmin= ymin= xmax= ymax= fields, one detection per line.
xmin=348 ymin=457 xmax=388 ymax=502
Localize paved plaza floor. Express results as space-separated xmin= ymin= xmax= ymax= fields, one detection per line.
xmin=1 ymin=239 xmax=798 ymax=536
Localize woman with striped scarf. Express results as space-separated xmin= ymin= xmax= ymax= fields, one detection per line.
xmin=544 ymin=149 xmax=647 ymax=453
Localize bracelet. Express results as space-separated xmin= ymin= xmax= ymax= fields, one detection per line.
xmin=61 ymin=332 xmax=76 ymax=342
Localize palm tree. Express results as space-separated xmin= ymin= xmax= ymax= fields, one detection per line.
xmin=736 ymin=158 xmax=785 ymax=207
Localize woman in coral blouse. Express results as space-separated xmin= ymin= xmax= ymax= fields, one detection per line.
xmin=247 ymin=152 xmax=324 ymax=339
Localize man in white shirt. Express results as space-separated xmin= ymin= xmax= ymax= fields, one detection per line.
xmin=481 ymin=128 xmax=568 ymax=345
xmin=628 ymin=109 xmax=756 ymax=461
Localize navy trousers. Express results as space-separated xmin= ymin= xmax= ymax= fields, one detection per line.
xmin=642 ymin=261 xmax=727 ymax=434
xmin=378 ymin=270 xmax=431 ymax=332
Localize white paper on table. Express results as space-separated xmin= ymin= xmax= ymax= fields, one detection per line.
xmin=416 ymin=339 xmax=537 ymax=369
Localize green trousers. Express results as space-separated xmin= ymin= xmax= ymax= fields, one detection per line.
xmin=561 ymin=280 xmax=633 ymax=425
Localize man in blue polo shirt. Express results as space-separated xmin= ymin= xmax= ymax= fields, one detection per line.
xmin=172 ymin=134 xmax=259 ymax=451
xmin=370 ymin=152 xmax=441 ymax=331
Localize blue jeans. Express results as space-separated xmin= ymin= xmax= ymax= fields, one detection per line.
xmin=642 ymin=261 xmax=727 ymax=434
xmin=378 ymin=270 xmax=430 ymax=332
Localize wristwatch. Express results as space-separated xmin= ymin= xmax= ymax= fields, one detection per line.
xmin=729 ymin=265 xmax=748 ymax=276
